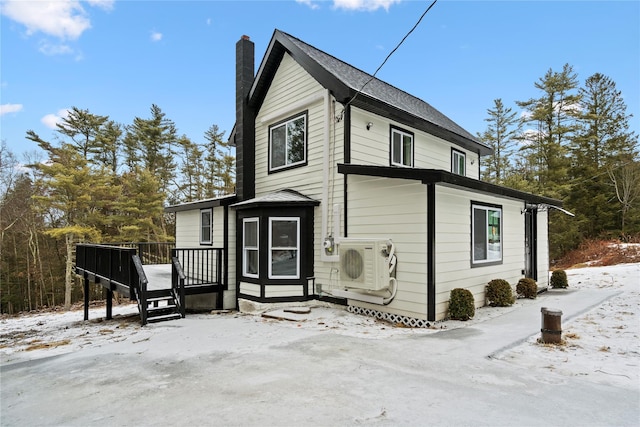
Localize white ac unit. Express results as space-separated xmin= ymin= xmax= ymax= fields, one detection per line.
xmin=338 ymin=240 xmax=391 ymax=291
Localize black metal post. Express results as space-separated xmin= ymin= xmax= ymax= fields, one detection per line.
xmin=83 ymin=274 xmax=90 ymax=321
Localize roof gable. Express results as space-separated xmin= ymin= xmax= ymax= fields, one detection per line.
xmin=249 ymin=29 xmax=491 ymax=156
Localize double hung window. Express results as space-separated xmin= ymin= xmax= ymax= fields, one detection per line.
xmin=243 ymin=218 xmax=259 ymax=278
xmin=269 ymin=218 xmax=300 ymax=279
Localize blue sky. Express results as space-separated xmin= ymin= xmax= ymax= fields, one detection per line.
xmin=1 ymin=0 xmax=639 ymax=160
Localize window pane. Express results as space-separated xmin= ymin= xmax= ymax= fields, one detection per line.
xmin=271 ymin=125 xmax=286 ymax=168
xmin=287 ymin=117 xmax=305 ymax=164
xmin=271 ymin=250 xmax=298 ymax=276
xmin=487 ymin=210 xmax=501 ymax=260
xmin=473 ymin=208 xmax=487 ymax=261
xmin=392 ymin=132 xmax=401 ymax=164
xmin=403 ymin=135 xmax=412 ymax=166
xmin=271 ymin=220 xmax=298 ymax=248
xmin=245 ymin=250 xmax=258 ymax=275
xmin=244 ymin=221 xmax=257 ymax=247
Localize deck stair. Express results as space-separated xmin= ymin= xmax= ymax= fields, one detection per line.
xmin=144 ymin=288 xmax=182 ymax=323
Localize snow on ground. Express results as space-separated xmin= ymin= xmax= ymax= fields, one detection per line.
xmin=493 ymin=263 xmax=640 ymax=389
xmin=1 ymin=263 xmax=638 ymax=426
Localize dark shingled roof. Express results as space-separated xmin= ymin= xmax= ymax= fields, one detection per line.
xmin=249 ymin=30 xmax=491 ymax=156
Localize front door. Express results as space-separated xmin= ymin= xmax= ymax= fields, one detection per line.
xmin=524 ymin=207 xmax=537 ymax=280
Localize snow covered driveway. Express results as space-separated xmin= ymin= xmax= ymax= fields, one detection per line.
xmin=1 ymin=264 xmax=638 ymax=426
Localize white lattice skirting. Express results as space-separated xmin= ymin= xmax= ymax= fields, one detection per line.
xmin=347 ymin=305 xmax=431 ymax=328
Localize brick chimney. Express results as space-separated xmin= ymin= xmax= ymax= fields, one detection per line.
xmin=235 ymin=35 xmax=255 ymax=201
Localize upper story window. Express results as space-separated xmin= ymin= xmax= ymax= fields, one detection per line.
xmin=269 ymin=112 xmax=307 ymax=172
xmin=200 ymin=208 xmax=212 ymax=245
xmin=472 ymin=203 xmax=502 ymax=266
xmin=452 ymin=149 xmax=466 ymax=176
xmin=390 ymin=126 xmax=414 ymax=167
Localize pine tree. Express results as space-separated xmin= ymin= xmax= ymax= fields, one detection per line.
xmin=55 ymin=107 xmax=109 ymax=162
xmin=517 ymin=64 xmax=580 ymax=197
xmin=27 ymin=140 xmax=106 ymax=309
xmin=478 ymin=99 xmax=520 ymax=185
xmin=204 ymin=124 xmax=235 ymax=197
xmin=568 ymin=73 xmax=639 ymax=237
xmin=124 ymin=104 xmax=178 ymax=197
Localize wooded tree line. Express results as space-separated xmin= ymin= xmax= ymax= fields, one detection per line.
xmin=1 ymin=66 xmax=638 ymax=314
xmin=478 ymin=65 xmax=639 ymax=259
xmin=0 ymin=104 xmax=234 ymax=313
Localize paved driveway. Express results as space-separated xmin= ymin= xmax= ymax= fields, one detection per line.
xmin=1 ymin=287 xmax=637 ymax=426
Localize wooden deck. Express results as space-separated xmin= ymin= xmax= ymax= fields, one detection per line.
xmin=76 ymin=243 xmax=225 ymax=325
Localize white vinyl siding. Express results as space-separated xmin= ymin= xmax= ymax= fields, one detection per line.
xmin=253 ymin=53 xmax=345 ymax=297
xmin=343 ymin=175 xmax=429 ymax=320
xmin=435 ymin=186 xmax=524 ymax=320
xmin=349 ymin=108 xmax=479 ymax=179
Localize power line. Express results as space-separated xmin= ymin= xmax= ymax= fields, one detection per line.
xmin=340 ymin=0 xmax=439 ymax=115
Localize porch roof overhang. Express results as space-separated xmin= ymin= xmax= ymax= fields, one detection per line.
xmin=164 ymin=194 xmax=238 ymax=213
xmin=338 ymin=163 xmax=563 ymax=207
xmin=232 ymin=189 xmax=320 ymax=210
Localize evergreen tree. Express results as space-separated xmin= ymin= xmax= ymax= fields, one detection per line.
xmin=176 ymin=135 xmax=205 ymax=202
xmin=123 ymin=104 xmax=178 ymax=197
xmin=26 ymin=139 xmax=106 ymax=309
xmin=517 ymin=64 xmax=580 ymax=197
xmin=55 ymin=107 xmax=109 ymax=162
xmin=204 ymin=124 xmax=235 ymax=197
xmin=568 ymin=73 xmax=639 ymax=237
xmin=478 ymin=99 xmax=520 ymax=185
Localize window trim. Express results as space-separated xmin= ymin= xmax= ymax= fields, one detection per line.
xmin=268 ymin=217 xmax=300 ymax=280
xmin=242 ymin=218 xmax=259 ymax=278
xmin=390 ymin=126 xmax=414 ymax=168
xmin=471 ymin=202 xmax=503 ymax=267
xmin=268 ymin=111 xmax=308 ymax=173
xmin=452 ymin=148 xmax=466 ymax=176
xmin=199 ymin=208 xmax=213 ymax=245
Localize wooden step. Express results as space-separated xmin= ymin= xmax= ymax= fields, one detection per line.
xmin=147 ymin=312 xmax=182 ymax=323
xmin=147 ymin=296 xmax=173 ymax=304
xmin=148 ymin=304 xmax=177 ymax=312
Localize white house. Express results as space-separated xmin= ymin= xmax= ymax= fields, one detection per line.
xmin=165 ymin=30 xmax=562 ymax=326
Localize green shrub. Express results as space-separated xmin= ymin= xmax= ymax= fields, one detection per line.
xmin=516 ymin=278 xmax=538 ymax=299
xmin=448 ymin=288 xmax=475 ymax=320
xmin=550 ymin=270 xmax=568 ymax=289
xmin=486 ymin=279 xmax=515 ymax=306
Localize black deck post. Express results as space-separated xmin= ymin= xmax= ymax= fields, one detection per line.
xmin=83 ymin=274 xmax=90 ymax=321
xmin=106 ymin=286 xmax=113 ymax=320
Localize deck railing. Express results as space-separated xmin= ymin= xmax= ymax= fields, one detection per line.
xmin=109 ymin=242 xmax=176 ymax=265
xmin=171 ymin=256 xmax=187 ymax=318
xmin=171 ymin=248 xmax=223 ymax=286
